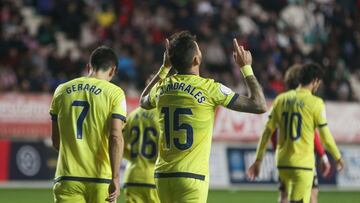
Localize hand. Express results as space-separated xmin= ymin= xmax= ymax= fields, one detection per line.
xmin=336 ymin=158 xmax=345 ymax=172
xmin=320 ymin=156 xmax=331 ymax=178
xmin=247 ymin=160 xmax=261 ymax=180
xmin=233 ymin=38 xmax=252 ymax=67
xmin=163 ymin=38 xmax=171 ymax=68
xmin=106 ymin=179 xmax=120 ymax=203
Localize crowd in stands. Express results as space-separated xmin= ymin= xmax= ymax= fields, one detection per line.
xmin=0 ymin=0 xmax=359 ymax=101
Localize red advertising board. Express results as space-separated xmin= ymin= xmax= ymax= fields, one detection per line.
xmin=0 ymin=94 xmax=359 ymax=143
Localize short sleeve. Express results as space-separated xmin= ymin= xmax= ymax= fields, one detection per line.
xmin=148 ymin=82 xmax=160 ymax=107
xmin=314 ymin=99 xmax=327 ymax=127
xmin=49 ymin=85 xmax=62 ymax=121
xmin=265 ymin=106 xmax=277 ymax=131
xmin=111 ymin=89 xmax=127 ymax=122
xmin=209 ymin=82 xmax=237 ymax=107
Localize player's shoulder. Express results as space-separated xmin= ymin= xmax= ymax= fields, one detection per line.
xmin=310 ymin=94 xmax=325 ymax=107
xmin=62 ymin=77 xmax=85 ymax=86
xmin=274 ymin=90 xmax=295 ymax=102
xmin=127 ymin=107 xmax=141 ymax=121
xmin=194 ymin=75 xmax=216 ymax=85
xmin=128 ymin=107 xmax=157 ymax=122
xmin=195 ymin=76 xmax=230 ymax=93
xmin=52 ymin=77 xmax=83 ymax=96
xmin=103 ymin=80 xmax=124 ymax=91
xmin=101 ymin=81 xmax=125 ymax=98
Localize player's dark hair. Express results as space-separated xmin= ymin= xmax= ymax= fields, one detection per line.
xmin=298 ymin=63 xmax=324 ymax=86
xmin=90 ymin=46 xmax=118 ymax=71
xmin=168 ymin=31 xmax=197 ymax=74
xmin=284 ymin=64 xmax=301 ymax=90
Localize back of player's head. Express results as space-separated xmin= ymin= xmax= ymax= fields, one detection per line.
xmin=90 ymin=46 xmax=118 ymax=71
xmin=168 ymin=31 xmax=197 ymax=73
xmin=298 ymin=63 xmax=324 ymax=86
xmin=284 ymin=64 xmax=301 ymax=90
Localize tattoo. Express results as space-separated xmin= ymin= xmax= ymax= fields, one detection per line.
xmin=228 ymin=75 xmax=267 ymax=113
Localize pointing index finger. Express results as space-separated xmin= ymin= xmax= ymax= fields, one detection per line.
xmin=233 ymin=38 xmax=241 ymax=54
xmin=165 ymin=38 xmax=169 ymax=50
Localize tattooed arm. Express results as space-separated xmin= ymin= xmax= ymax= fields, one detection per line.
xmin=227 ymin=39 xmax=267 ymax=114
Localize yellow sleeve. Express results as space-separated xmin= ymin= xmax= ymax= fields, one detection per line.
xmin=315 ymin=100 xmax=341 ymax=160
xmin=255 ymin=99 xmax=278 ymax=160
xmin=49 ymin=85 xmax=62 ymax=121
xmin=122 ymin=114 xmax=132 ymax=160
xmin=209 ymin=82 xmax=237 ymax=107
xmin=111 ymin=88 xmax=127 ymax=122
xmin=148 ymin=82 xmax=160 ymax=107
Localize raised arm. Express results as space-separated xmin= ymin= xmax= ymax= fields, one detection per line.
xmin=140 ymin=39 xmax=171 ymax=109
xmin=106 ymin=118 xmax=124 ymax=202
xmin=227 ymin=39 xmax=267 ymax=114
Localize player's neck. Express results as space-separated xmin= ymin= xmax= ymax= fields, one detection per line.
xmin=299 ymin=83 xmax=314 ymax=93
xmin=88 ymin=71 xmax=111 ymax=81
xmin=179 ymin=66 xmax=199 ymax=75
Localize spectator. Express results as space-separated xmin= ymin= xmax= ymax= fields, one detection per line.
xmin=0 ymin=0 xmax=358 ymax=102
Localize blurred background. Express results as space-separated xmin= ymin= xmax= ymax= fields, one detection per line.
xmin=0 ymin=0 xmax=359 ymax=203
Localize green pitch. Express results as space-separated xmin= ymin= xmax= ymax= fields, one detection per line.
xmin=0 ymin=188 xmax=359 ymax=203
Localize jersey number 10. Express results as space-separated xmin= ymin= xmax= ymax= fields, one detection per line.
xmin=282 ymin=112 xmax=302 ymax=141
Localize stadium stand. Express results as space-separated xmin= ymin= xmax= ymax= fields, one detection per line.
xmin=0 ymin=0 xmax=359 ymax=101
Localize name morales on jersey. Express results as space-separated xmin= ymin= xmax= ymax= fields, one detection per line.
xmin=159 ymin=82 xmax=206 ymax=103
xmin=66 ymin=83 xmax=102 ymax=95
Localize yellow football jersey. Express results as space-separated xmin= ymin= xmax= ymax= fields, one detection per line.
xmin=123 ymin=107 xmax=160 ymax=186
xmin=148 ymin=74 xmax=237 ymax=181
xmin=256 ymin=88 xmax=341 ymax=169
xmin=49 ymin=77 xmax=127 ymax=183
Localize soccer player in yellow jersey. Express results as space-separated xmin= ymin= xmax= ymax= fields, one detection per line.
xmin=122 ymin=107 xmax=160 ymax=203
xmin=248 ymin=63 xmax=345 ymax=203
xmin=273 ymin=64 xmax=330 ymax=203
xmin=50 ymin=46 xmax=126 ymax=203
xmin=140 ymin=31 xmax=267 ymax=203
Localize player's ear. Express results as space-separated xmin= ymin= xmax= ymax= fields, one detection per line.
xmin=86 ymin=63 xmax=92 ymax=75
xmin=109 ymin=66 xmax=117 ymax=77
xmin=193 ymin=55 xmax=201 ymax=67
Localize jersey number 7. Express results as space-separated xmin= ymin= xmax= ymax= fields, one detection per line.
xmin=72 ymin=100 xmax=89 ymax=139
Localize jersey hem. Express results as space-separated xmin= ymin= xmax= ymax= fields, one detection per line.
xmin=112 ymin=113 xmax=126 ymax=122
xmin=277 ymin=166 xmax=313 ymax=171
xmin=154 ymin=172 xmax=205 ymax=181
xmin=50 ymin=113 xmax=57 ymax=121
xmin=123 ymin=182 xmax=156 ymax=188
xmin=54 ymin=176 xmax=112 ymax=184
xmin=226 ymin=93 xmax=239 ymax=108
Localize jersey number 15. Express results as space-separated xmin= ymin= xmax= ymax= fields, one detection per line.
xmin=161 ymin=107 xmax=194 ymax=150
